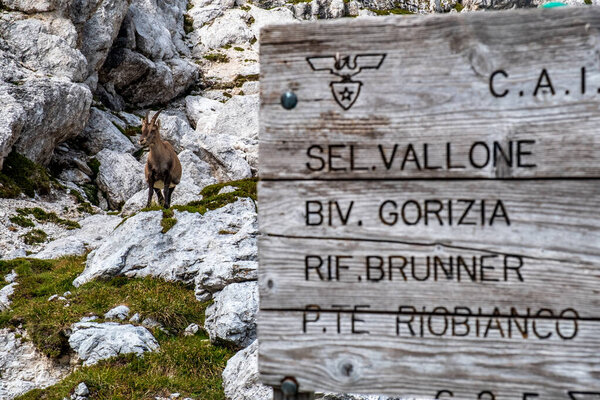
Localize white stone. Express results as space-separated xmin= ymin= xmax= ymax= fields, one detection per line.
xmin=104 ymin=305 xmax=130 ymax=320
xmin=0 ymin=328 xmax=69 ymax=399
xmin=129 ymin=313 xmax=141 ymax=323
xmin=204 ymin=281 xmax=258 ymax=348
xmin=184 ymin=323 xmax=200 ymax=336
xmin=185 ymin=95 xmax=223 ymax=129
xmin=95 ymin=149 xmax=145 ymax=209
xmin=218 ymin=185 xmax=236 ymax=194
xmin=222 ymin=340 xmax=272 ymax=400
xmin=5 ymin=270 xmax=17 ymax=284
xmin=34 ymin=214 xmax=123 ymax=259
xmin=68 ymin=322 xmax=159 ymax=366
xmin=182 ymin=95 xmax=258 ymax=180
xmin=80 ymin=108 xmax=135 ymax=155
xmin=0 ymin=282 xmax=16 ymax=312
xmin=74 ymin=382 xmax=89 ymax=397
xmin=74 ymin=199 xmax=258 ymax=298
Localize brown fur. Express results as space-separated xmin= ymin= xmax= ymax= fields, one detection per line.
xmin=139 ymin=110 xmax=182 ymax=208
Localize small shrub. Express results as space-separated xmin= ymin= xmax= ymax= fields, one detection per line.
xmin=0 ymin=151 xmax=51 ymax=198
xmin=21 ymin=229 xmax=48 ymax=245
xmin=17 ymin=208 xmax=80 ymax=230
xmin=184 ymin=14 xmax=194 ymax=34
xmin=9 ymin=215 xmax=34 ymax=228
xmin=203 ymin=53 xmax=229 ymax=63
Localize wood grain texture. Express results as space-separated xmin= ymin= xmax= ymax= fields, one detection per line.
xmin=259 ymin=311 xmax=600 ymax=397
xmin=259 ymin=7 xmax=600 ymax=179
xmin=258 ymin=236 xmax=600 ymax=318
xmin=258 ymin=180 xmax=600 ymax=262
xmin=258 ymin=7 xmax=600 ymax=397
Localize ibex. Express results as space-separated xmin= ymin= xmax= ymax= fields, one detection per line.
xmin=139 ymin=110 xmax=182 ymax=208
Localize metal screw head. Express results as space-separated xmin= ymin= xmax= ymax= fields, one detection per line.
xmin=281 ymin=91 xmax=298 ymax=110
xmin=281 ymin=378 xmax=298 ymax=396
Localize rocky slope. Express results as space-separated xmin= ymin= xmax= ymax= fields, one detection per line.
xmin=0 ymin=0 xmax=595 ymax=398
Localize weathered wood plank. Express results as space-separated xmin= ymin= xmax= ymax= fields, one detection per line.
xmin=259 ymin=7 xmax=600 ymax=179
xmin=258 ymin=179 xmax=600 ymax=262
xmin=258 ymin=236 xmax=600 ymax=318
xmin=259 ymin=310 xmax=600 ymax=397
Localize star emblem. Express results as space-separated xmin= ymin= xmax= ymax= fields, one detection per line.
xmin=339 ymin=87 xmax=354 ymax=101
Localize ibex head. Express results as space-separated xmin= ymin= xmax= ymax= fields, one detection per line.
xmin=140 ymin=110 xmax=162 ymax=147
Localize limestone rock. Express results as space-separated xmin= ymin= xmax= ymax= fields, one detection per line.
xmin=222 ymin=340 xmax=272 ymax=400
xmin=104 ymin=305 xmax=130 ymax=320
xmin=2 ymin=17 xmax=88 ymax=82
xmin=0 ymin=328 xmax=69 ymax=399
xmin=80 ymin=0 xmax=130 ymax=79
xmin=182 ymin=95 xmax=258 ymax=180
xmin=34 ymin=214 xmax=122 ymax=259
xmin=68 ymin=322 xmax=159 ymax=366
xmin=10 ymin=78 xmax=92 ymax=166
xmin=95 ymin=149 xmax=145 ymax=209
xmin=0 ymin=282 xmax=17 ymax=312
xmin=74 ymin=199 xmax=258 ymax=294
xmin=0 ymin=90 xmax=25 ymax=170
xmin=204 ymin=281 xmax=258 ymax=348
xmin=184 ymin=323 xmax=199 ymax=336
xmin=185 ymin=95 xmax=223 ymax=129
xmin=80 ymin=107 xmax=135 ymax=155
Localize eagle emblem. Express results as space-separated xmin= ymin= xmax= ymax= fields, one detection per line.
xmin=306 ymin=53 xmax=386 ymax=110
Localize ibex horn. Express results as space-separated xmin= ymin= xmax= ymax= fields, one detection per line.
xmin=144 ymin=111 xmax=150 ymax=123
xmin=150 ymin=109 xmax=163 ymax=126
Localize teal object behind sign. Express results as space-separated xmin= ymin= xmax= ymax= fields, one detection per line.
xmin=541 ymin=1 xmax=567 ymax=7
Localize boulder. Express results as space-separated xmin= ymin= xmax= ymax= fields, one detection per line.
xmin=79 ymin=107 xmax=135 ymax=155
xmin=9 ymin=78 xmax=92 ymax=166
xmin=194 ymin=9 xmax=254 ymax=51
xmin=95 ymin=149 xmax=145 ymax=209
xmin=204 ymin=281 xmax=258 ymax=348
xmin=2 ymin=17 xmax=88 ymax=82
xmin=0 ymin=282 xmax=17 ymax=312
xmin=68 ymin=322 xmax=159 ymax=366
xmin=0 ymin=328 xmax=69 ymax=399
xmin=0 ymin=90 xmax=25 ymax=169
xmin=222 ymin=340 xmax=272 ymax=400
xmin=182 ymin=95 xmax=258 ymax=180
xmin=73 ymin=198 xmax=258 ymax=293
xmin=184 ymin=95 xmax=223 ymax=129
xmin=79 ymin=0 xmax=130 ymax=80
xmin=104 ymin=305 xmax=130 ymax=320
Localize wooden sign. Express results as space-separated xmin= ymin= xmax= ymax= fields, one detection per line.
xmin=258 ymin=7 xmax=600 ymax=399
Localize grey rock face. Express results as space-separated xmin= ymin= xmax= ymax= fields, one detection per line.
xmin=104 ymin=305 xmax=130 ymax=320
xmin=182 ymin=95 xmax=258 ymax=180
xmin=34 ymin=214 xmax=122 ymax=259
xmin=0 ymin=328 xmax=69 ymax=399
xmin=222 ymin=340 xmax=272 ymax=400
xmin=204 ymin=281 xmax=258 ymax=348
xmin=0 ymin=282 xmax=17 ymax=312
xmin=74 ymin=199 xmax=258 ymax=298
xmin=80 ymin=107 xmax=135 ymax=155
xmin=0 ymin=91 xmax=24 ymax=169
xmin=10 ymin=78 xmax=92 ymax=166
xmin=68 ymin=322 xmax=159 ymax=366
xmin=95 ymin=149 xmax=145 ymax=209
xmin=2 ymin=17 xmax=88 ymax=82
xmin=80 ymin=0 xmax=130 ymax=79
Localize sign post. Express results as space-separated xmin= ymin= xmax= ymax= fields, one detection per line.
xmin=258 ymin=7 xmax=600 ymax=399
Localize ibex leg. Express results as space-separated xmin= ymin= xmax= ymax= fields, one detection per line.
xmin=154 ymin=188 xmax=164 ymax=206
xmin=146 ymin=179 xmax=155 ymax=208
xmin=163 ymin=175 xmax=172 ymax=208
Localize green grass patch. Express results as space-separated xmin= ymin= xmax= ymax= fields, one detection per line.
xmin=21 ymin=229 xmax=48 ymax=245
xmin=16 ymin=207 xmax=80 ymax=230
xmin=240 ymin=4 xmax=251 ymax=10
xmin=585 ymin=0 xmax=592 ymax=4
xmin=10 ymin=215 xmax=35 ymax=228
xmin=161 ymin=209 xmax=177 ymax=233
xmin=184 ymin=14 xmax=194 ymax=34
xmin=453 ymin=1 xmax=464 ymax=11
xmin=87 ymin=158 xmax=100 ymax=178
xmin=234 ymin=46 xmax=245 ymax=51
xmin=203 ymin=52 xmax=230 ymax=63
xmin=0 ymin=257 xmax=234 ymax=399
xmin=369 ymin=7 xmax=414 ymax=14
xmin=17 ymin=335 xmax=233 ymax=400
xmin=0 ymin=151 xmax=51 ymax=198
xmin=171 ymin=178 xmax=257 ymax=215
